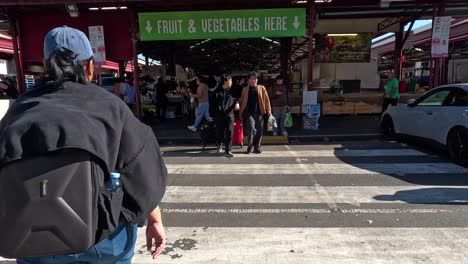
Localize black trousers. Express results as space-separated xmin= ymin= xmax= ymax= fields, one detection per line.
xmin=382 ymin=98 xmax=398 ymax=113
xmin=247 ymin=114 xmax=264 ymax=149
xmin=156 ymin=101 xmax=168 ymax=120
xmin=216 ymin=113 xmax=234 ymax=152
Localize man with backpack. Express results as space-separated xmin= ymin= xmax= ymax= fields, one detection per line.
xmin=210 ymin=75 xmax=239 ymax=157
xmin=0 ymin=26 xmax=167 ymax=263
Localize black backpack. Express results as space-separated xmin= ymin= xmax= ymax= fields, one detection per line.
xmin=0 ymin=148 xmax=123 ymax=258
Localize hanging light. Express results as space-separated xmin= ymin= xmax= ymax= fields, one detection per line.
xmin=65 ymin=3 xmax=79 ymax=18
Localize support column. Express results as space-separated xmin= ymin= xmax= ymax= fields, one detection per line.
xmin=280 ymin=37 xmax=292 ymax=78
xmin=394 ymin=23 xmax=404 ymax=80
xmin=129 ymin=8 xmax=142 ymax=119
xmin=8 ymin=16 xmax=26 ymax=94
xmin=398 ymin=20 xmax=415 ymax=81
xmin=118 ymin=61 xmax=126 ymax=77
xmin=168 ymin=40 xmax=176 ymax=78
xmin=438 ymin=1 xmax=447 ymax=86
xmin=307 ymin=0 xmax=315 ymax=91
xmin=431 ymin=1 xmax=447 ymax=88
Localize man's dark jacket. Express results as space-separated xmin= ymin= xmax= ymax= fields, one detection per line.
xmin=210 ymin=86 xmax=237 ymax=118
xmin=0 ymin=80 xmax=167 ymax=225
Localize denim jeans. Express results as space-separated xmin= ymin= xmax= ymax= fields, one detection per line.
xmin=17 ymin=221 xmax=138 ymax=264
xmin=193 ymin=102 xmax=210 ymax=129
xmin=272 ymin=107 xmax=288 ymax=135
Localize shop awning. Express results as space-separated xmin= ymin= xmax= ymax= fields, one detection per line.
xmin=19 ymin=11 xmax=132 ymax=63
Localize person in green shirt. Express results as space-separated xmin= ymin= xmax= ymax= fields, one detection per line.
xmin=382 ymin=72 xmax=400 ymax=113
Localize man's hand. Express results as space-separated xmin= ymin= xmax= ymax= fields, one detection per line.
xmin=146 ymin=207 xmax=166 ymax=260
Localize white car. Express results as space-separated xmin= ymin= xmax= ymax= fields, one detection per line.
xmin=381 ymin=84 xmax=468 ymax=166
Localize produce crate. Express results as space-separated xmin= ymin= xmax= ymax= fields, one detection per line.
xmin=354 ymin=102 xmax=381 ymax=115
xmin=322 ymin=102 xmax=355 ymax=115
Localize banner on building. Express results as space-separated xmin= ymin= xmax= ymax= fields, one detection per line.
xmin=314 ymin=33 xmax=372 ymax=63
xmin=431 ymin=16 xmax=451 ymax=58
xmin=88 ymin=26 xmax=106 ymax=64
xmin=139 ymin=8 xmax=306 ymax=41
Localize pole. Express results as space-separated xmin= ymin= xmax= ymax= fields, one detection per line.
xmin=169 ymin=40 xmax=176 ymax=78
xmin=429 ymin=3 xmax=437 ymax=89
xmin=129 ymin=8 xmax=142 ymax=119
xmin=307 ymin=0 xmax=315 ymax=91
xmin=118 ymin=61 xmax=125 ymax=78
xmin=399 ymin=20 xmax=415 ymax=81
xmin=438 ymin=1 xmax=447 ymax=86
xmin=8 ymin=16 xmax=25 ymax=94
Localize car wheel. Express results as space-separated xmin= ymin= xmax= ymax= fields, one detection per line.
xmin=381 ymin=115 xmax=396 ymax=141
xmin=447 ymin=127 xmax=468 ymax=167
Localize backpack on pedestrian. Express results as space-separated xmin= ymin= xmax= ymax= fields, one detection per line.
xmin=0 ymin=148 xmax=123 ymax=258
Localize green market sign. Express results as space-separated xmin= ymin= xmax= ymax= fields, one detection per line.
xmin=139 ymin=8 xmax=306 ymax=41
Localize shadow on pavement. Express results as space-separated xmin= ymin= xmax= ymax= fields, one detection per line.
xmin=374 ymin=188 xmax=468 ymax=205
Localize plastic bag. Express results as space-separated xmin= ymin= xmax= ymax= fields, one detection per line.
xmin=267 ymin=116 xmax=277 ymax=132
xmin=284 ymin=112 xmax=293 ymax=128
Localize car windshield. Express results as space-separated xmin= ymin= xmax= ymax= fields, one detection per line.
xmin=418 ymin=90 xmax=451 ymax=106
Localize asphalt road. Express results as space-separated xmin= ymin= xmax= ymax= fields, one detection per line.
xmin=3 ymin=140 xmax=468 ymax=264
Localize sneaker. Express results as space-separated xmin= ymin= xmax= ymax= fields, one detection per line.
xmin=216 ymin=144 xmax=223 ymax=153
xmin=282 ymin=131 xmax=288 ymax=136
xmin=224 ymin=151 xmax=234 ymax=158
xmin=187 ymin=126 xmax=197 ymax=132
xmin=273 ymin=132 xmax=278 ymax=136
xmin=254 ymin=148 xmax=262 ymax=154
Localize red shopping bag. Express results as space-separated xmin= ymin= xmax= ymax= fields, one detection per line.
xmin=232 ymin=119 xmax=244 ymax=146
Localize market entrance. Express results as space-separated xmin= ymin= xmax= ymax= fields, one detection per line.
xmin=136 ymin=8 xmax=309 ymax=127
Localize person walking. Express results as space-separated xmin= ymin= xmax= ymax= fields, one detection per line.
xmin=211 ymin=75 xmax=239 ymax=157
xmin=239 ymin=71 xmax=272 ymax=154
xmin=121 ymin=76 xmax=137 ymax=111
xmin=155 ymin=77 xmax=169 ymax=121
xmin=112 ymin=77 xmax=124 ymax=99
xmin=382 ymin=72 xmax=400 ymax=113
xmin=188 ymin=76 xmax=210 ymax=132
xmin=269 ymin=75 xmax=289 ymax=136
xmin=0 ymin=26 xmax=167 ymax=264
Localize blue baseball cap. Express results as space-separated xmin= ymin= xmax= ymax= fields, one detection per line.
xmin=44 ymin=26 xmax=94 ymax=62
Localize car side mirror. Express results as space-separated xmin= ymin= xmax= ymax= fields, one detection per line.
xmin=407 ymin=99 xmax=416 ymax=107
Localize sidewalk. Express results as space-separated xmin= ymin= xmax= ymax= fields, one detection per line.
xmin=149 ymin=115 xmax=382 ymax=145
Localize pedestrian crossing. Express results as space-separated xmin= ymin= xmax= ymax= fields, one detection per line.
xmin=140 ymin=142 xmax=468 ymax=263
xmin=2 ymin=142 xmax=468 ymax=264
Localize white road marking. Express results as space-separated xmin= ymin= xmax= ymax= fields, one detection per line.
xmin=162 ymin=208 xmax=466 ymax=214
xmin=131 ymin=227 xmax=468 ymax=263
xmin=166 ymin=163 xmax=468 ymax=175
xmin=163 ymin=186 xmax=468 ymax=204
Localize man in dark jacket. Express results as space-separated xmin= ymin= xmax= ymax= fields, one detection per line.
xmin=210 ymin=75 xmax=238 ymax=157
xmin=0 ymin=26 xmax=166 ymax=264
